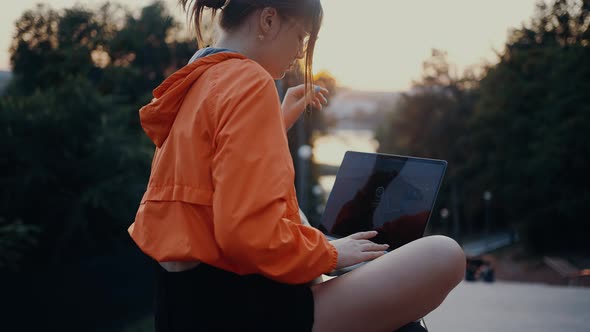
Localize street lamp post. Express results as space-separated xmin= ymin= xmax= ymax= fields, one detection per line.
xmin=483 ymin=190 xmax=492 ymax=248
xmin=297 ymin=144 xmax=313 ymax=215
xmin=440 ymin=207 xmax=451 ymax=238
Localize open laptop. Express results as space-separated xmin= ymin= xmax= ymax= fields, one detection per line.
xmin=318 ymin=151 xmax=447 ymax=275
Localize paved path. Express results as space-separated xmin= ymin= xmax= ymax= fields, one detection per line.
xmin=425 ymin=281 xmax=590 ymax=332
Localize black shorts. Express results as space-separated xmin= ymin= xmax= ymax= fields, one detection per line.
xmin=154 ymin=262 xmax=315 ymax=332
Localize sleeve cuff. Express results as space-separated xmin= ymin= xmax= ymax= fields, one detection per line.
xmin=327 ymin=241 xmax=339 ymax=273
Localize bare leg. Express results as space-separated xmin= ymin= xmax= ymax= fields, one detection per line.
xmin=311 ymin=235 xmax=465 ymax=332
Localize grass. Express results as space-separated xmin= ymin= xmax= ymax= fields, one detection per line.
xmin=119 ymin=315 xmax=154 ymax=332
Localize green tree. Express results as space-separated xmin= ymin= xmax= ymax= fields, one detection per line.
xmin=464 ymin=0 xmax=590 ymax=252
xmin=0 ymin=77 xmax=152 ymax=266
xmin=376 ymin=49 xmax=479 ymax=238
xmin=0 ymin=1 xmax=198 ymax=270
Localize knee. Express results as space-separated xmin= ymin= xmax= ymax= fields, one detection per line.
xmin=424 ymin=235 xmax=466 ymax=288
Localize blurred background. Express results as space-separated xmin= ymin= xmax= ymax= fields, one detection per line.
xmin=0 ymin=0 xmax=589 ymax=331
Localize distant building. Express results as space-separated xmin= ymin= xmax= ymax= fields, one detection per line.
xmin=323 ymin=89 xmax=401 ymax=131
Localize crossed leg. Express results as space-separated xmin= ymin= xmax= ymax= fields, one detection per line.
xmin=311 ymin=235 xmax=465 ymax=332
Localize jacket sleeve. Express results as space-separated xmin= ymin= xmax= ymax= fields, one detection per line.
xmin=211 ymin=69 xmax=337 ymax=284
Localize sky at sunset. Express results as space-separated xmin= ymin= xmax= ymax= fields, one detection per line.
xmin=1 ymin=0 xmax=541 ymax=91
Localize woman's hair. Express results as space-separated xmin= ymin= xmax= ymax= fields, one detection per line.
xmin=179 ymin=0 xmax=323 ymax=97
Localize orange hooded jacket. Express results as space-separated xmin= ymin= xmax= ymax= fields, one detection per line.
xmin=128 ymin=52 xmax=338 ymax=284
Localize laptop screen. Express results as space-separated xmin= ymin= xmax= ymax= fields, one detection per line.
xmin=319 ymin=151 xmax=447 ymax=251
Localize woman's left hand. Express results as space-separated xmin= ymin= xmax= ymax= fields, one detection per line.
xmin=282 ymin=84 xmax=329 ymax=130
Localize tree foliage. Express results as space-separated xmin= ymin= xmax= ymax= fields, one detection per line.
xmin=377 ymin=0 xmax=590 ymax=253
xmin=376 ymin=49 xmax=479 ymax=238
xmin=467 ymin=0 xmax=590 ymax=252
xmin=0 ymin=1 xmax=198 ymax=270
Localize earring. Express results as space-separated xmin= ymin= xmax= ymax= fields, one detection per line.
xmin=258 ymin=34 xmax=264 ymax=41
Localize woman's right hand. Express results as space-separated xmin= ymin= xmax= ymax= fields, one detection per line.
xmin=329 ymin=231 xmax=389 ymax=270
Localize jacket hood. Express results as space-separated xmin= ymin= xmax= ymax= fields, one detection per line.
xmin=139 ymin=52 xmax=248 ymax=147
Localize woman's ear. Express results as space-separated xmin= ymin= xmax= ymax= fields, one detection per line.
xmin=259 ymin=7 xmax=279 ymax=35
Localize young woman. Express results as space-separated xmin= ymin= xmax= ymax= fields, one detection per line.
xmin=127 ymin=0 xmax=465 ymax=331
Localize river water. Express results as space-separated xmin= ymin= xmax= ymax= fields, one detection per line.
xmin=313 ymin=128 xmax=379 ymax=199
